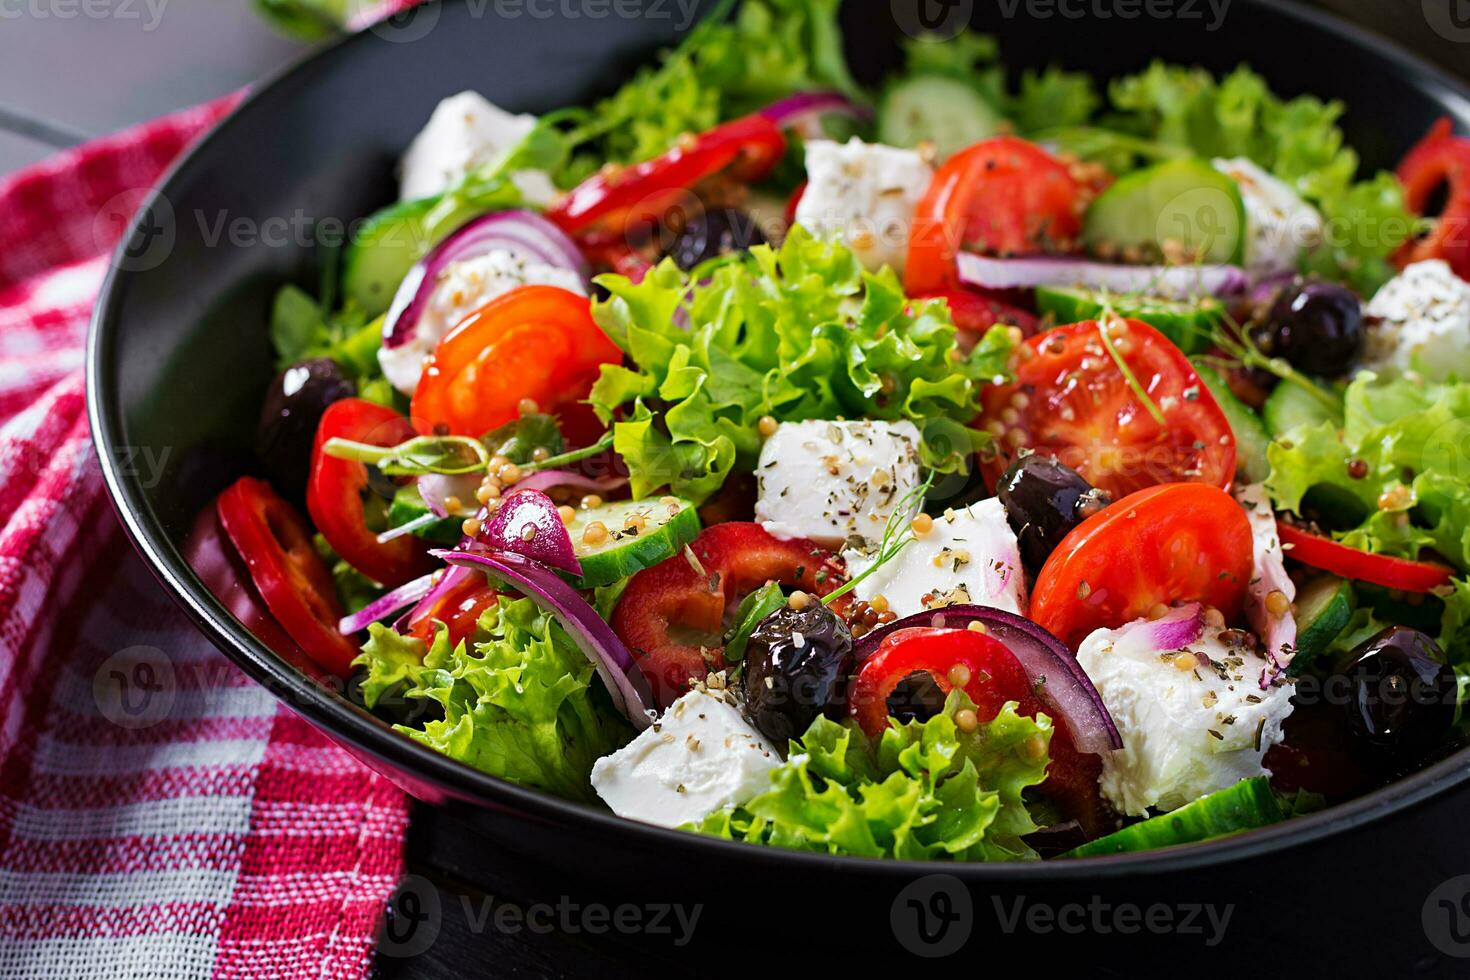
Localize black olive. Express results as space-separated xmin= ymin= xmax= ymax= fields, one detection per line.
xmin=1340 ymin=626 xmax=1456 ymax=764
xmin=742 ymin=602 xmax=853 ymax=744
xmin=996 ymin=453 xmax=1111 ymax=573
xmin=1249 ymin=278 xmax=1364 ymax=378
xmin=664 ymin=208 xmax=766 ymax=270
xmin=255 ymin=357 xmax=354 ymax=499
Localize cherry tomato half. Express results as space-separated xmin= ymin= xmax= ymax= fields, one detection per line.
xmin=407 ymin=575 xmax=499 ymax=648
xmin=612 ymin=522 xmax=845 ymax=707
xmin=217 ymin=476 xmax=359 ymax=677
xmin=1030 ymin=483 xmax=1254 ymax=650
xmin=308 ymin=398 xmax=433 ymax=588
xmin=918 ymin=287 xmax=1039 ymax=342
xmin=410 ymin=285 xmax=621 ymax=440
xmin=983 ymin=318 xmax=1236 ymax=500
xmin=547 ymin=114 xmax=786 ymax=237
xmin=1277 ymin=522 xmax=1454 ymax=593
xmin=1395 ymin=117 xmax=1470 ymax=280
xmin=906 ymin=137 xmax=1086 ymax=294
xmin=849 ymin=627 xmax=1106 ymax=836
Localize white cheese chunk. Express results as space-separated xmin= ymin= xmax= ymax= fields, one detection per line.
xmin=754 ymin=419 xmax=922 ymax=548
xmin=795 ymin=138 xmax=933 ymax=275
xmin=1212 ymin=157 xmax=1323 ymax=272
xmin=1075 ymin=603 xmax=1294 ymax=816
xmin=590 ymin=690 xmax=780 ymax=828
xmin=399 ymin=90 xmax=555 ymax=206
xmin=1363 ymin=259 xmax=1470 ymax=382
xmin=377 ymin=248 xmax=586 ymax=394
xmin=843 ymin=497 xmax=1026 ymax=617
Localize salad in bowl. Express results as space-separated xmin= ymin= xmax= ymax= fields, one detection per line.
xmin=191 ymin=0 xmax=1470 ymax=861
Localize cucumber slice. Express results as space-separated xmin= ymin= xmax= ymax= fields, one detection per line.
xmin=1288 ymin=575 xmax=1354 ymax=674
xmin=878 ymin=75 xmax=1004 ymax=161
xmin=342 ymin=192 xmax=494 ymax=317
xmin=568 ymin=497 xmax=701 ymax=589
xmin=1192 ymin=361 xmax=1271 ymax=484
xmin=386 ymin=484 xmax=463 ymax=547
xmin=1065 ymin=777 xmax=1284 ymax=858
xmin=1037 ymin=285 xmax=1219 ymax=354
xmin=1083 ymin=158 xmax=1246 ymax=266
xmin=1261 ymin=379 xmax=1338 ymax=437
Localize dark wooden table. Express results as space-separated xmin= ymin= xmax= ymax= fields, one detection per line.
xmin=8 ymin=1 xmax=1470 ymax=976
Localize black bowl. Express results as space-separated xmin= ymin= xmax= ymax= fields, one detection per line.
xmin=87 ymin=0 xmax=1470 ymax=954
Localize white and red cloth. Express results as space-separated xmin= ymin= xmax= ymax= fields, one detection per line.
xmin=0 ymin=98 xmax=411 ymax=976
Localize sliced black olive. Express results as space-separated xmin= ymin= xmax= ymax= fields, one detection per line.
xmin=665 ymin=208 xmax=766 ymax=270
xmin=256 ymin=357 xmax=354 ymax=499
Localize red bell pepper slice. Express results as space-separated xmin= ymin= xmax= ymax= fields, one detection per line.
xmin=1277 ymin=522 xmax=1454 ymax=593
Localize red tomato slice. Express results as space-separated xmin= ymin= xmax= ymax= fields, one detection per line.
xmin=308 ymin=398 xmax=433 ymax=588
xmin=216 ymin=476 xmax=359 ymax=677
xmin=1277 ymin=522 xmax=1454 ymax=593
xmin=983 ymin=318 xmax=1236 ymax=500
xmin=547 ymin=114 xmax=786 ymax=236
xmin=1030 ymin=483 xmax=1254 ymax=650
xmin=611 ymin=522 xmax=844 ymax=707
xmin=410 ymin=285 xmax=621 ymax=440
xmin=917 ymin=287 xmax=1039 ymax=342
xmin=784 ymin=180 xmax=807 ymax=228
xmin=1395 ymin=117 xmax=1470 ymax=280
xmin=906 ymin=137 xmax=1086 ymax=294
xmin=849 ymin=627 xmax=1105 ymax=836
xmin=407 ymin=577 xmax=498 ymax=648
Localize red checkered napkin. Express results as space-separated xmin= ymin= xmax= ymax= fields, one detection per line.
xmin=0 ymin=98 xmax=410 ymax=976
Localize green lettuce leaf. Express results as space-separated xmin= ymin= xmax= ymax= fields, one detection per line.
xmin=587 ymin=226 xmax=1012 ymax=502
xmin=354 ymin=596 xmax=631 ymax=802
xmin=688 ymin=690 xmax=1050 ymax=862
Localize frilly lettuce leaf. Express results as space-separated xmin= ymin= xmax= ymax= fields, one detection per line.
xmin=354 ymin=596 xmax=631 ymax=802
xmin=688 ymin=691 xmax=1051 ymax=862
xmin=588 ymin=226 xmax=1014 ymax=503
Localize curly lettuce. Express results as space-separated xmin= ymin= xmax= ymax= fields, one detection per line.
xmin=690 ymin=691 xmax=1050 ymax=861
xmin=355 ymin=596 xmax=631 ymax=802
xmin=587 ymin=226 xmax=1016 ymax=502
xmin=1265 ymin=372 xmax=1470 ymax=661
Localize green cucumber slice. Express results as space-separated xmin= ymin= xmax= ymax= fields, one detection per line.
xmin=387 ymin=484 xmax=464 ymax=547
xmin=1261 ymin=379 xmax=1338 ymax=437
xmin=1288 ymin=575 xmax=1354 ymax=674
xmin=1083 ymin=158 xmax=1246 ymax=266
xmin=878 ymin=75 xmax=1004 ymax=161
xmin=1037 ymin=285 xmax=1219 ymax=354
xmin=1065 ymin=777 xmax=1284 ymax=858
xmin=568 ymin=497 xmax=701 ymax=589
xmin=1192 ymin=361 xmax=1270 ymax=484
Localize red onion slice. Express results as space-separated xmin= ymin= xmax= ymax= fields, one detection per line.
xmin=477 ymin=488 xmax=582 ymax=577
xmin=382 ymin=210 xmax=590 ymax=350
xmin=513 ymin=469 xmax=629 ymax=496
xmin=432 ymin=549 xmax=655 ymax=729
xmin=852 ymin=604 xmax=1122 ymax=754
xmin=759 ymin=91 xmax=874 ymax=139
xmin=956 ymin=252 xmax=1248 ymax=300
xmin=417 ymin=472 xmax=483 ymax=518
xmin=338 ymin=570 xmax=437 ymax=635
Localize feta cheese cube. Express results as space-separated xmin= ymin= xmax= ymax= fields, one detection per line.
xmin=377 ymin=248 xmax=587 ymax=394
xmin=590 ymin=690 xmax=780 ymax=828
xmin=754 ymin=419 xmax=922 ymax=548
xmin=1075 ymin=603 xmax=1294 ymax=816
xmin=795 ymin=138 xmax=933 ymax=274
xmin=842 ymin=497 xmax=1026 ymax=617
xmin=1363 ymin=259 xmax=1470 ymax=382
xmin=399 ymin=90 xmax=555 ymax=206
xmin=1212 ymin=157 xmax=1323 ymax=272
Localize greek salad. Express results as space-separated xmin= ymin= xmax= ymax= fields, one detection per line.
xmin=190 ymin=0 xmax=1470 ymax=860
